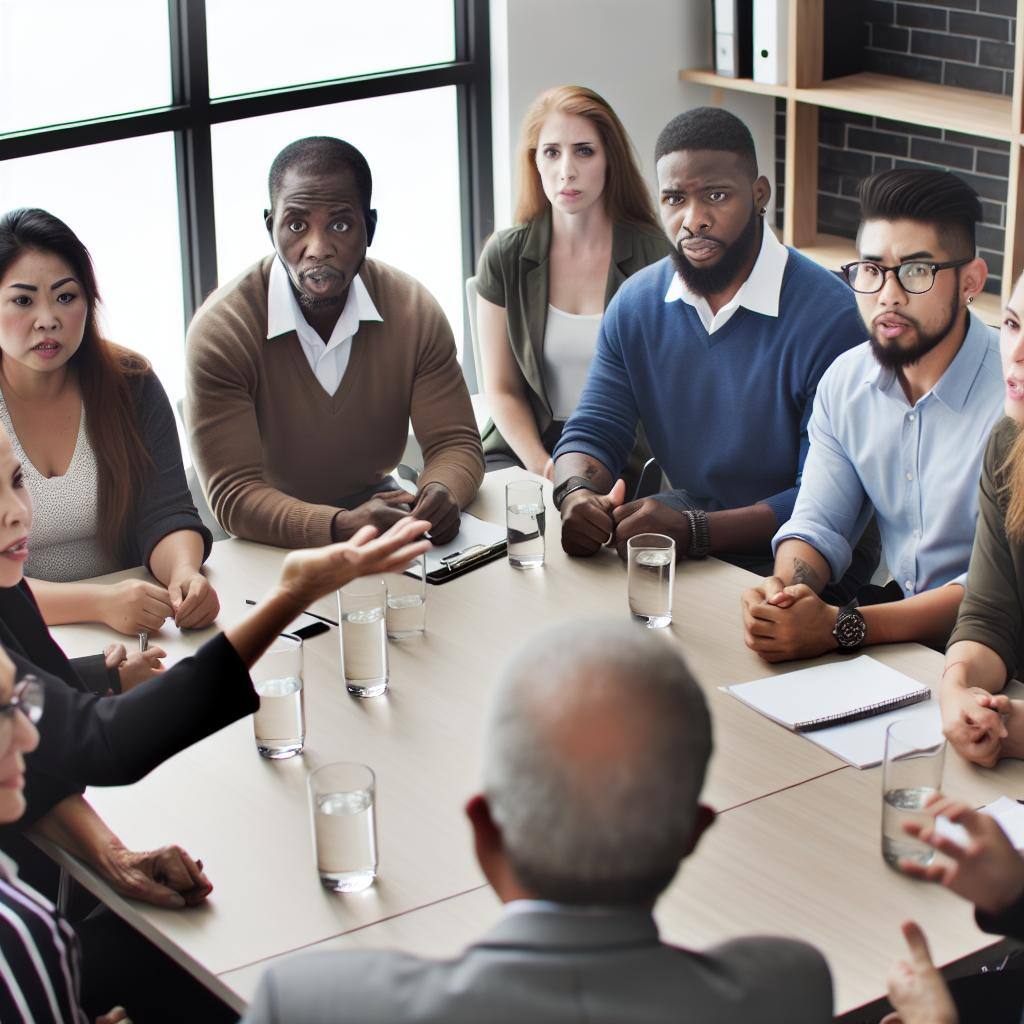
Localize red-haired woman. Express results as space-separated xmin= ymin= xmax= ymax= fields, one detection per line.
xmin=0 ymin=208 xmax=218 ymax=657
xmin=476 ymin=86 xmax=670 ymax=477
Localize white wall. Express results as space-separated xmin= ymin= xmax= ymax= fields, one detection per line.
xmin=489 ymin=0 xmax=779 ymax=230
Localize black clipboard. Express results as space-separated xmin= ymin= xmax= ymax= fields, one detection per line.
xmin=425 ymin=540 xmax=507 ymax=584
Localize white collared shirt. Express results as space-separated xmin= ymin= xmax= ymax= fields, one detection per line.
xmin=267 ymin=256 xmax=383 ymax=396
xmin=663 ymin=223 xmax=789 ymax=334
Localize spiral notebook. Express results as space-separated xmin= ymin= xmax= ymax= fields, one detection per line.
xmin=725 ymin=656 xmax=934 ymax=768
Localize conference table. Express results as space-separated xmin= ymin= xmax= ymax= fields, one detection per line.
xmin=42 ymin=468 xmax=1024 ymax=1020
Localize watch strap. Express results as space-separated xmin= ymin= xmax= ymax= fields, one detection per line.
xmin=832 ymin=598 xmax=867 ymax=652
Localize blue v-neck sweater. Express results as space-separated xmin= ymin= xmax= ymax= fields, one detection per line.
xmin=553 ymin=251 xmax=866 ymax=525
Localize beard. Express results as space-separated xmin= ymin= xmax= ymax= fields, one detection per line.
xmin=669 ymin=205 xmax=760 ymax=298
xmin=289 ymin=253 xmax=366 ymax=312
xmin=869 ymin=292 xmax=963 ymax=371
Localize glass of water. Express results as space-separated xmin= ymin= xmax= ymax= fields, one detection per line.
xmin=881 ymin=717 xmax=946 ymax=868
xmin=308 ymin=762 xmax=378 ymax=893
xmin=506 ymin=479 xmax=545 ymax=569
xmin=385 ymin=553 xmax=426 ymax=639
xmin=627 ymin=533 xmax=675 ymax=628
xmin=337 ymin=578 xmax=389 ymax=697
xmin=251 ymin=634 xmax=305 ymax=758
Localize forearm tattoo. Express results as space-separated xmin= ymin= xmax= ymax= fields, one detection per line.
xmin=791 ymin=557 xmax=823 ymax=591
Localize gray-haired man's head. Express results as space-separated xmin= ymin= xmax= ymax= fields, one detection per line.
xmin=481 ymin=621 xmax=713 ymax=905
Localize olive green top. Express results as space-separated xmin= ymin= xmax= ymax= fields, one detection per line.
xmin=949 ymin=417 xmax=1024 ymax=679
xmin=475 ymin=210 xmax=673 ymax=460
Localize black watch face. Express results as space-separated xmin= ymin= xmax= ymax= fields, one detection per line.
xmin=835 ymin=612 xmax=867 ymax=648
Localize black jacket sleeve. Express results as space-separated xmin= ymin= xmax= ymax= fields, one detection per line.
xmin=975 ymin=888 xmax=1024 ymax=941
xmin=131 ymin=371 xmax=213 ymax=571
xmin=67 ymin=655 xmax=121 ymax=696
xmin=14 ymin=633 xmax=257 ymax=825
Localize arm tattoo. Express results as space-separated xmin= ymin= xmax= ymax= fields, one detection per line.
xmin=791 ymin=557 xmax=824 ymax=592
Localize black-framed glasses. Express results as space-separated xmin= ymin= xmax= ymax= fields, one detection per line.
xmin=841 ymin=258 xmax=972 ymax=294
xmin=0 ymin=675 xmax=44 ymax=728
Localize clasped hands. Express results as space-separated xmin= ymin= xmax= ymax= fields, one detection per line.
xmin=942 ymin=685 xmax=1021 ymax=768
xmin=741 ymin=576 xmax=839 ymax=663
xmin=559 ymin=481 xmax=693 ymax=559
xmin=333 ymin=482 xmax=460 ymax=546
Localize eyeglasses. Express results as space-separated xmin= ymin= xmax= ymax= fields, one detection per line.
xmin=0 ymin=675 xmax=43 ymax=747
xmin=841 ymin=258 xmax=972 ymax=294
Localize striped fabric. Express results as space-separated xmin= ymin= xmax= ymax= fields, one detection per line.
xmin=0 ymin=854 xmax=86 ymax=1024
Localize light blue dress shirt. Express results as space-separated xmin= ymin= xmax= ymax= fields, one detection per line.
xmin=773 ymin=311 xmax=1004 ymax=595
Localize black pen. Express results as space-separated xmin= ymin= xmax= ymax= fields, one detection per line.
xmin=244 ymin=599 xmax=338 ymax=627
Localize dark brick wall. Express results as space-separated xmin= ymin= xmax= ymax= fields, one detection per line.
xmin=865 ymin=0 xmax=1016 ymax=96
xmin=774 ymin=0 xmax=1015 ymax=296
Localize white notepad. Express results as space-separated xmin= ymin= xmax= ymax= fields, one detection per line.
xmin=725 ymin=656 xmax=937 ymax=769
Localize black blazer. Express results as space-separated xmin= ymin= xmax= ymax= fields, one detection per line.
xmin=0 ymin=582 xmax=258 ymax=826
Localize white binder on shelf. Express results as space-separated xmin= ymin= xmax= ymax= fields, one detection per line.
xmin=753 ymin=0 xmax=788 ymax=85
xmin=713 ymin=0 xmax=752 ymax=79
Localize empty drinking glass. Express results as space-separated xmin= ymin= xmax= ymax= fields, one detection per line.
xmin=627 ymin=533 xmax=675 ymax=628
xmin=338 ymin=578 xmax=389 ymax=697
xmin=251 ymin=634 xmax=305 ymax=758
xmin=308 ymin=762 xmax=378 ymax=893
xmin=385 ymin=553 xmax=427 ymax=639
xmin=506 ymin=480 xmax=545 ymax=568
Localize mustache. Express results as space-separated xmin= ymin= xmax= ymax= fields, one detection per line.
xmin=678 ymin=233 xmax=728 ymax=249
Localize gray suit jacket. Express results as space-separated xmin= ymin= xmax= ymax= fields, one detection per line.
xmin=242 ymin=906 xmax=833 ymax=1023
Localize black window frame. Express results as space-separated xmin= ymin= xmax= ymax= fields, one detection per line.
xmin=0 ymin=0 xmax=493 ymax=348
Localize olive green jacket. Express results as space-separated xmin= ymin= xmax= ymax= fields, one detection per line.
xmin=475 ymin=210 xmax=672 ymax=462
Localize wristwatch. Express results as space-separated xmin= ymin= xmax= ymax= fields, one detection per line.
xmin=832 ymin=599 xmax=867 ymax=652
xmin=553 ymin=476 xmax=600 ymax=511
xmin=684 ymin=509 xmax=710 ymax=559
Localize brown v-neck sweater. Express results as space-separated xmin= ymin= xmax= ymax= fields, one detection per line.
xmin=185 ymin=256 xmax=483 ymax=548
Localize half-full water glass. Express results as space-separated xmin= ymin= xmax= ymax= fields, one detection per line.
xmin=385 ymin=553 xmax=426 ymax=639
xmin=337 ymin=578 xmax=388 ymax=697
xmin=251 ymin=634 xmax=305 ymax=758
xmin=506 ymin=480 xmax=545 ymax=568
xmin=627 ymin=533 xmax=675 ymax=628
xmin=308 ymin=762 xmax=378 ymax=893
xmin=881 ymin=717 xmax=946 ymax=868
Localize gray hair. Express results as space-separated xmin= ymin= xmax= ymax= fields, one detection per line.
xmin=483 ymin=620 xmax=713 ymax=905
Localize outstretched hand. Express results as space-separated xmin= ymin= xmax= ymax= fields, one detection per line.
xmin=898 ymin=793 xmax=1024 ymax=916
xmin=883 ymin=921 xmax=958 ymax=1024
xmin=278 ymin=517 xmax=432 ymax=609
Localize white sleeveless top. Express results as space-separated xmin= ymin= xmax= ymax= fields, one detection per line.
xmin=0 ymin=394 xmax=119 ymax=582
xmin=542 ymin=304 xmax=603 ymax=420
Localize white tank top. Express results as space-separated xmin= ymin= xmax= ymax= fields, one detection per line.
xmin=542 ymin=304 xmax=603 ymax=420
xmin=0 ymin=395 xmax=119 ymax=582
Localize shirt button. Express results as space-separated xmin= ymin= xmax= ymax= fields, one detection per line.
xmin=906 ymin=472 xmax=913 ymax=481
xmin=904 ymin=580 xmax=913 ymax=591
xmin=908 ymin=413 xmax=916 ymax=422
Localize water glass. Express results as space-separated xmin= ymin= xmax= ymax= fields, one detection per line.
xmin=308 ymin=762 xmax=378 ymax=893
xmin=385 ymin=553 xmax=427 ymax=639
xmin=337 ymin=578 xmax=389 ymax=697
xmin=506 ymin=480 xmax=545 ymax=568
xmin=881 ymin=717 xmax=946 ymax=868
xmin=251 ymin=635 xmax=305 ymax=759
xmin=627 ymin=534 xmax=675 ymax=628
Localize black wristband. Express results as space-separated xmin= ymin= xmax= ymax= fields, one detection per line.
xmin=553 ymin=476 xmax=600 ymax=511
xmin=684 ymin=509 xmax=710 ymax=559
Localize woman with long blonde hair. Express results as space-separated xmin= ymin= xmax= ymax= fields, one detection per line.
xmin=940 ymin=271 xmax=1024 ymax=767
xmin=475 ymin=86 xmax=670 ymax=477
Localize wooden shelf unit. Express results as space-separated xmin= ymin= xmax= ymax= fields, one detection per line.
xmin=680 ymin=0 xmax=1024 ymax=305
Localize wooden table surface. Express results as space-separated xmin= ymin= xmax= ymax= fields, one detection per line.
xmin=44 ymin=469 xmax=1022 ymax=1016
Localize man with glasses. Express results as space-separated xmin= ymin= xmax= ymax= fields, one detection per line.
xmin=741 ymin=168 xmax=1002 ymax=662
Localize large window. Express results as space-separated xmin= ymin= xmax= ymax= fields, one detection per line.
xmin=0 ymin=0 xmax=492 ymax=401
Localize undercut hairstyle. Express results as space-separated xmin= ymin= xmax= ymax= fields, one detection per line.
xmin=268 ymin=136 xmax=373 ymax=217
xmin=0 ymin=208 xmax=151 ymax=563
xmin=484 ymin=621 xmax=713 ymax=905
xmin=857 ymin=168 xmax=981 ymax=258
xmin=654 ymin=107 xmax=758 ymax=179
xmin=514 ymin=85 xmax=660 ymax=229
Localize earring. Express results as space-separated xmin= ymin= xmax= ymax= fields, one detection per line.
xmin=759 ymin=207 xmax=767 ymax=216
xmin=967 ymin=295 xmax=975 ymax=304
